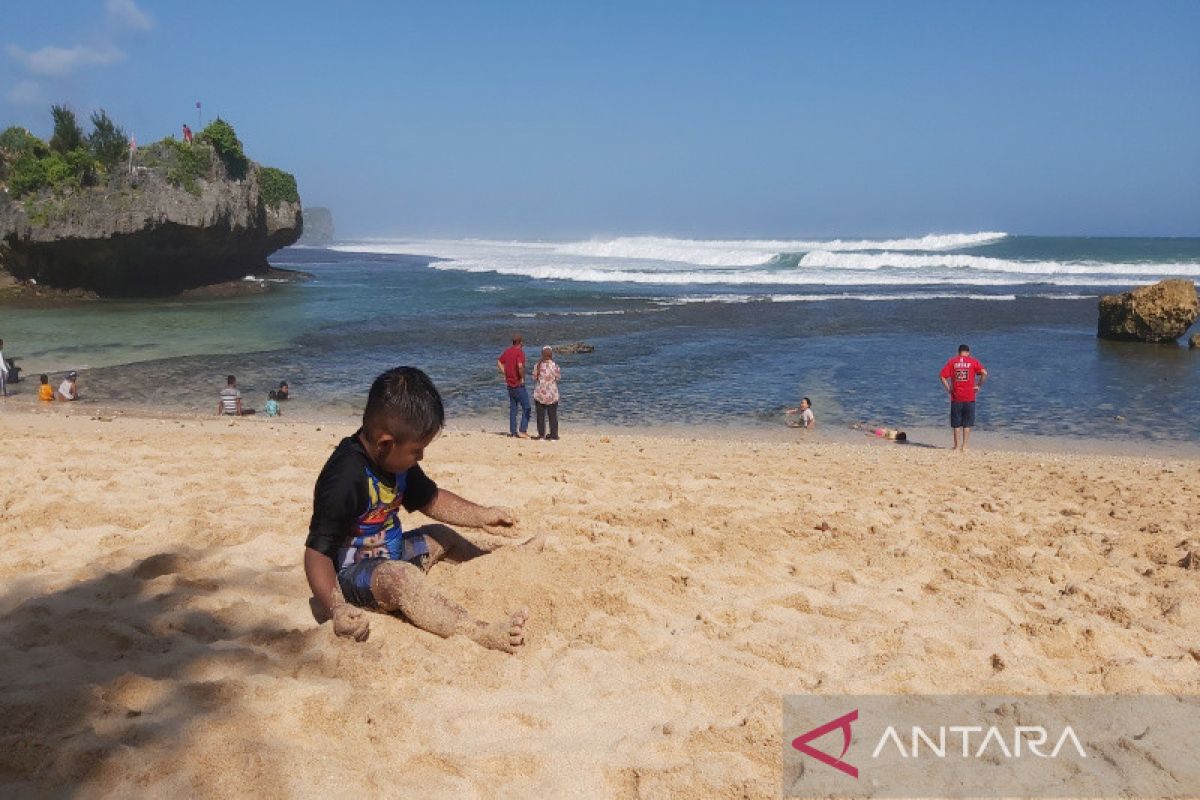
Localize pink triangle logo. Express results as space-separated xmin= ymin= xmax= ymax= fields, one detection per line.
xmin=791 ymin=709 xmax=859 ymax=779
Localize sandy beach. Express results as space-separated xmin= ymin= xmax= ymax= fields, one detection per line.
xmin=1 ymin=409 xmax=1198 ymax=797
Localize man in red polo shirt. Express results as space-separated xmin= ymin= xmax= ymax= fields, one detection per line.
xmin=497 ymin=335 xmax=531 ymax=438
xmin=939 ymin=343 xmax=988 ymax=451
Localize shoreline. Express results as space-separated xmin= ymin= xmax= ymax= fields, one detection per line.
xmin=3 ymin=398 xmax=1199 ymax=461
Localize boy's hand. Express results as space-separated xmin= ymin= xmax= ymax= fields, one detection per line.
xmin=480 ymin=506 xmax=520 ymax=537
xmin=331 ymin=603 xmax=370 ymax=641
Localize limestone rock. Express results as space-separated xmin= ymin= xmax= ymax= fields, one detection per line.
xmin=553 ymin=342 xmax=596 ymax=355
xmin=1097 ymin=280 xmax=1200 ymax=342
xmin=1189 ymin=333 xmax=1200 ymax=349
xmin=298 ymin=206 xmax=334 ymax=245
xmin=0 ymin=143 xmax=301 ymax=297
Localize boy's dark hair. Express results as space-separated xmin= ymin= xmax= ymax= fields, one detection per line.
xmin=268 ymin=390 xmax=277 ymax=400
xmin=803 ymin=396 xmax=812 ymax=407
xmin=363 ymin=366 xmax=445 ymax=443
xmin=958 ymin=344 xmax=970 ymax=354
xmin=226 ymin=374 xmax=236 ymax=385
xmin=512 ymin=334 xmax=523 ymax=345
xmin=39 ymin=373 xmax=48 ymax=383
xmin=279 ymin=381 xmax=288 ymax=388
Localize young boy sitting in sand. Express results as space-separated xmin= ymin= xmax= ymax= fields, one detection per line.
xmin=304 ymin=366 xmax=530 ymax=652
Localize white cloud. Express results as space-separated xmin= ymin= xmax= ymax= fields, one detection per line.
xmin=6 ymin=43 xmax=125 ymax=77
xmin=5 ymin=79 xmax=42 ymax=105
xmin=106 ymin=0 xmax=153 ymax=31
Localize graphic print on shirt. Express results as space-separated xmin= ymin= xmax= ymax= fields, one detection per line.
xmin=335 ymin=467 xmax=428 ymax=568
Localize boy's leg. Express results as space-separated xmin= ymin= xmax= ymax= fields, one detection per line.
xmin=548 ymin=402 xmax=558 ymax=438
xmin=368 ymin=560 xmax=528 ymax=653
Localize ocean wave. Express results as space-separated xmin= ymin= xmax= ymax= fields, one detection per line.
xmin=657 ymin=292 xmax=1023 ymax=305
xmin=551 ymin=232 xmax=1008 ymax=267
xmin=332 ymin=232 xmax=1009 ymax=268
xmin=427 ymin=259 xmax=1163 ymax=288
xmin=798 ymin=250 xmax=1200 ymax=277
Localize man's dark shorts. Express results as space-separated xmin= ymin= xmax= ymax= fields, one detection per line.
xmin=337 ymin=555 xmax=428 ymax=608
xmin=950 ymin=400 xmax=976 ymax=429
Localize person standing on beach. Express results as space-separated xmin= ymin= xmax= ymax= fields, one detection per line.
xmin=532 ymin=345 xmax=561 ymax=440
xmin=940 ymin=344 xmax=987 ymax=451
xmin=497 ymin=335 xmax=531 ymax=438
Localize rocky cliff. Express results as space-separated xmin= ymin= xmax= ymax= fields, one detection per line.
xmin=0 ymin=139 xmax=302 ymax=297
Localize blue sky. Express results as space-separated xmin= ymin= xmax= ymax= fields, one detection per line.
xmin=3 ymin=1 xmax=1198 ymax=238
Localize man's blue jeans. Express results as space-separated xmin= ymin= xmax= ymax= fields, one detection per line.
xmin=507 ymin=386 xmax=531 ymax=435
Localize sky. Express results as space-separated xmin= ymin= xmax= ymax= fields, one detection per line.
xmin=2 ymin=0 xmax=1198 ymax=238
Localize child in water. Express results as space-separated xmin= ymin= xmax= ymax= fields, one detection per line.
xmin=38 ymin=374 xmax=54 ymax=402
xmin=785 ymin=397 xmax=815 ymax=429
xmin=264 ymin=390 xmax=281 ymax=417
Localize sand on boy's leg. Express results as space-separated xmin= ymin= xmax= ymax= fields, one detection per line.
xmin=368 ymin=559 xmax=528 ymax=653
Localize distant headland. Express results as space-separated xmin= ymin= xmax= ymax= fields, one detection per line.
xmin=0 ymin=107 xmax=303 ymax=298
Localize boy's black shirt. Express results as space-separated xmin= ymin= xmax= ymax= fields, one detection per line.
xmin=306 ymin=431 xmax=438 ymax=562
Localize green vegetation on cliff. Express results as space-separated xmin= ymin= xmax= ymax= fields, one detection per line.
xmin=0 ymin=106 xmax=133 ymax=198
xmin=1 ymin=108 xmax=300 ymax=211
xmin=258 ymin=166 xmax=299 ymax=208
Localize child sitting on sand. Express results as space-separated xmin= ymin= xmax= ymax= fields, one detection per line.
xmin=304 ymin=366 xmax=530 ymax=652
xmin=37 ymin=374 xmax=54 ymax=402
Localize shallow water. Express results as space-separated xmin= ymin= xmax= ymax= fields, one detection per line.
xmin=1 ymin=236 xmax=1198 ymax=444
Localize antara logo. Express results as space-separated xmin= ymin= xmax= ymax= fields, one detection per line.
xmin=791 ymin=709 xmax=859 ymax=779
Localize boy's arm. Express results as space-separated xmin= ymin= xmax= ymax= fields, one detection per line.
xmin=419 ymin=489 xmax=520 ymax=537
xmin=304 ymin=547 xmax=370 ymax=641
xmin=497 ymin=358 xmax=506 ymax=377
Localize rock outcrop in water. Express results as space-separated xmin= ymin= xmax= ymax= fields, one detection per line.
xmin=0 ymin=127 xmax=302 ymax=297
xmin=298 ymin=206 xmax=334 ymax=245
xmin=1097 ymin=279 xmax=1200 ymax=343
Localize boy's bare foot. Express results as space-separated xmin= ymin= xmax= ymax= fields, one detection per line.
xmin=472 ymin=607 xmax=529 ymax=653
xmin=516 ymin=432 xmax=530 ymax=439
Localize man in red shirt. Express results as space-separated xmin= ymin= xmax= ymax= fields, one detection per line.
xmin=939 ymin=343 xmax=988 ymax=451
xmin=497 ymin=335 xmax=531 ymax=438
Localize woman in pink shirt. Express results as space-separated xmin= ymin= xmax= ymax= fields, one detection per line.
xmin=532 ymin=346 xmax=561 ymax=440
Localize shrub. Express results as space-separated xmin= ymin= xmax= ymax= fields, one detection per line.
xmin=8 ymin=154 xmax=48 ymax=196
xmin=198 ymin=118 xmax=248 ymax=179
xmin=49 ymin=105 xmax=85 ymax=154
xmin=89 ymin=109 xmax=128 ymax=171
xmin=164 ymin=138 xmax=214 ymax=195
xmin=258 ymin=166 xmax=299 ymax=208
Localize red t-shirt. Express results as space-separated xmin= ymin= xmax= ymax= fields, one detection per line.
xmin=940 ymin=355 xmax=984 ymax=402
xmin=498 ymin=345 xmax=526 ymax=388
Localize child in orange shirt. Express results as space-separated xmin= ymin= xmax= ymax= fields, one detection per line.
xmin=37 ymin=374 xmax=54 ymax=402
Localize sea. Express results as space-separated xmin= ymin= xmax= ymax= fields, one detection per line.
xmin=3 ymin=233 xmax=1199 ymax=446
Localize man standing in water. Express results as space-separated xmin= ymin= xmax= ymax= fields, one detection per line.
xmin=940 ymin=344 xmax=987 ymax=451
xmin=497 ymin=335 xmax=531 ymax=438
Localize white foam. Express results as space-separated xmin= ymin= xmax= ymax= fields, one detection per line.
xmin=426 ymin=259 xmax=1166 ymax=288
xmin=658 ymin=292 xmax=1022 ymax=305
xmin=798 ymin=250 xmax=1200 ymax=277
xmin=550 ymin=232 xmax=1008 ymax=266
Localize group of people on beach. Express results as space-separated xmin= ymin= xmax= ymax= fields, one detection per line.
xmin=216 ymin=375 xmax=290 ymax=417
xmin=497 ymin=335 xmax=562 ymax=440
xmin=785 ymin=343 xmax=987 ymax=451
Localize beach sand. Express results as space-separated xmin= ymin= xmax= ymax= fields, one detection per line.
xmin=1 ymin=410 xmax=1198 ymax=797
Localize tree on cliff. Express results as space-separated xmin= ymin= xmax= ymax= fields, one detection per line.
xmin=198 ymin=118 xmax=248 ymax=179
xmin=88 ymin=110 xmax=129 ymax=171
xmin=49 ymin=105 xmax=86 ymax=154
